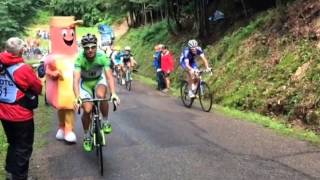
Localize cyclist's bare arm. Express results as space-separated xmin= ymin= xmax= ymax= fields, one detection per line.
xmin=73 ymin=71 xmax=81 ymax=98
xmin=111 ymin=53 xmax=116 ymax=64
xmin=130 ymin=56 xmax=135 ymax=65
xmin=105 ymin=69 xmax=116 ymax=95
xmin=200 ymin=54 xmax=209 ymax=69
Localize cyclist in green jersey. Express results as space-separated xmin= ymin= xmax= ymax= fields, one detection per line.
xmin=73 ymin=34 xmax=120 ymax=151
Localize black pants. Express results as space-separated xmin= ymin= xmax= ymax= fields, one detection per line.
xmin=1 ymin=120 xmax=34 ymax=180
xmin=156 ymin=71 xmax=166 ymax=90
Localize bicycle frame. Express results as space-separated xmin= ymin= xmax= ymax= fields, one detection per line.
xmin=180 ymin=69 xmax=213 ymax=112
xmin=80 ymin=97 xmax=117 ymax=176
xmin=194 ymin=71 xmax=206 ymax=94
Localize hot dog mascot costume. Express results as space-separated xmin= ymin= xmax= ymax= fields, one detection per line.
xmin=44 ymin=16 xmax=82 ymax=143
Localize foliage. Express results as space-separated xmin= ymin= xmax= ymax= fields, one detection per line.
xmin=117 ymin=20 xmax=189 ymax=81
xmin=34 ymin=10 xmax=52 ymax=25
xmin=50 ymin=0 xmax=127 ymax=26
xmin=118 ymin=0 xmax=320 ymax=130
xmin=0 ymin=0 xmax=47 ymax=48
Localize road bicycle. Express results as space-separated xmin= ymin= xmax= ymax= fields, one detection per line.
xmin=79 ymin=93 xmax=117 ymax=176
xmin=180 ymin=69 xmax=213 ymax=112
xmin=114 ymin=65 xmax=122 ymax=85
xmin=124 ymin=65 xmax=132 ymax=91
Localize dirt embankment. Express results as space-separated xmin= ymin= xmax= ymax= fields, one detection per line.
xmin=262 ymin=0 xmax=320 ymax=129
xmin=112 ymin=20 xmax=129 ymax=39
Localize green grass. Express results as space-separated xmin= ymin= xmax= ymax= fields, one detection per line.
xmin=214 ymin=106 xmax=320 ymax=144
xmin=0 ymin=91 xmax=53 ymax=178
xmin=33 ymin=94 xmax=54 ymax=148
xmin=25 ymin=59 xmax=41 ymax=66
xmin=33 ymin=10 xmax=52 ymax=25
xmin=77 ymin=26 xmax=100 ymax=40
xmin=133 ymin=74 xmax=156 ymax=87
xmin=0 ymin=127 xmax=7 ymax=178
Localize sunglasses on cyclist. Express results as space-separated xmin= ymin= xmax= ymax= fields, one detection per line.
xmin=84 ymin=45 xmax=97 ymax=50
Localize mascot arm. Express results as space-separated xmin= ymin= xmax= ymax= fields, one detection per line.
xmin=45 ymin=56 xmax=62 ymax=80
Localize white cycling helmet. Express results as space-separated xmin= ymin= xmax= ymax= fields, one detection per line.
xmin=124 ymin=46 xmax=131 ymax=51
xmin=187 ymin=39 xmax=198 ymax=48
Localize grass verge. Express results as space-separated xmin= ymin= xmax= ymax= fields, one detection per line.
xmin=0 ymin=92 xmax=53 ymax=178
xmin=134 ymin=73 xmax=320 ymax=145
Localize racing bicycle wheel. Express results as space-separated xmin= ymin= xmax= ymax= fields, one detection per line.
xmin=180 ymin=80 xmax=194 ymax=108
xmin=125 ymin=70 xmax=132 ymax=91
xmin=199 ymin=82 xmax=213 ymax=112
xmin=95 ymin=119 xmax=104 ymax=176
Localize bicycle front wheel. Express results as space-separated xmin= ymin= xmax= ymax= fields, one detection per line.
xmin=117 ymin=73 xmax=122 ymax=85
xmin=180 ymin=81 xmax=194 ymax=108
xmin=125 ymin=71 xmax=132 ymax=91
xmin=199 ymin=82 xmax=213 ymax=112
xmin=95 ymin=120 xmax=104 ymax=176
xmin=126 ymin=80 xmax=132 ymax=91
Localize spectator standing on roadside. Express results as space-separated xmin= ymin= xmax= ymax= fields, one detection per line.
xmin=153 ymin=44 xmax=165 ymax=90
xmin=0 ymin=37 xmax=42 ymax=180
xmin=160 ymin=45 xmax=174 ymax=92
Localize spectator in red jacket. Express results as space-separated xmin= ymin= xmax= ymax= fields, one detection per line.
xmin=160 ymin=45 xmax=174 ymax=92
xmin=0 ymin=37 xmax=42 ymax=180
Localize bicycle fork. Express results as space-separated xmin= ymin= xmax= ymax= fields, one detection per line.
xmin=92 ymin=116 xmax=106 ymax=146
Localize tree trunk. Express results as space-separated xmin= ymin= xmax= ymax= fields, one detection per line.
xmin=160 ymin=5 xmax=164 ymax=20
xmin=197 ymin=0 xmax=209 ymax=38
xmin=150 ymin=10 xmax=153 ymax=25
xmin=143 ymin=3 xmax=147 ymax=25
xmin=241 ymin=0 xmax=248 ymax=16
xmin=172 ymin=0 xmax=182 ymax=31
xmin=166 ymin=0 xmax=176 ymax=34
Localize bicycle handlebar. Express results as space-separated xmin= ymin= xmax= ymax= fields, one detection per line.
xmin=196 ymin=69 xmax=213 ymax=76
xmin=77 ymin=98 xmax=118 ymax=114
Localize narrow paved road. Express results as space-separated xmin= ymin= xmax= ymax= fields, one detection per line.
xmin=30 ymin=81 xmax=320 ymax=180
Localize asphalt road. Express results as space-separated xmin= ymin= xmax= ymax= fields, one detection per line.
xmin=30 ymin=81 xmax=320 ymax=180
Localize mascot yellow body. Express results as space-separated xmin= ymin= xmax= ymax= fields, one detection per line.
xmin=44 ymin=16 xmax=81 ymax=143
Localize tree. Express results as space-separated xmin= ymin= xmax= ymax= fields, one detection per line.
xmin=0 ymin=0 xmax=46 ymax=48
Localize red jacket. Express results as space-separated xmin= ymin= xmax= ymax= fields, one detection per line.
xmin=161 ymin=51 xmax=174 ymax=73
xmin=0 ymin=52 xmax=42 ymax=122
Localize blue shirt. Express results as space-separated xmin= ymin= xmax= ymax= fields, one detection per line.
xmin=153 ymin=51 xmax=161 ymax=70
xmin=179 ymin=47 xmax=204 ymax=65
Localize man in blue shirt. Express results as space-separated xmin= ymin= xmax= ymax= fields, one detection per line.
xmin=153 ymin=44 xmax=165 ymax=90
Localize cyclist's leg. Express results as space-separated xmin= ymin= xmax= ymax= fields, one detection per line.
xmin=190 ymin=62 xmax=199 ymax=90
xmin=164 ymin=72 xmax=170 ymax=90
xmin=80 ymin=81 xmax=94 ymax=151
xmin=81 ymin=102 xmax=93 ymax=132
xmin=80 ymin=81 xmax=94 ymax=132
xmin=120 ymin=63 xmax=125 ymax=85
xmin=127 ymin=61 xmax=132 ymax=71
xmin=95 ymin=74 xmax=112 ymax=133
xmin=186 ymin=70 xmax=193 ymax=89
xmin=95 ymin=84 xmax=108 ymax=118
xmin=124 ymin=61 xmax=131 ymax=81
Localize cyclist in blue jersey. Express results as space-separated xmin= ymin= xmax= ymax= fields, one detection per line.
xmin=180 ymin=39 xmax=211 ymax=98
xmin=111 ymin=46 xmax=124 ymax=83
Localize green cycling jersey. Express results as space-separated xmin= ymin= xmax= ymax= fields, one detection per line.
xmin=74 ymin=50 xmax=111 ymax=80
xmin=75 ymin=50 xmax=111 ymax=94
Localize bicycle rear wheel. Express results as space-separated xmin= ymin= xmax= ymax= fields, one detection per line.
xmin=180 ymin=80 xmax=194 ymax=108
xmin=95 ymin=120 xmax=104 ymax=176
xmin=199 ymin=82 xmax=213 ymax=112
